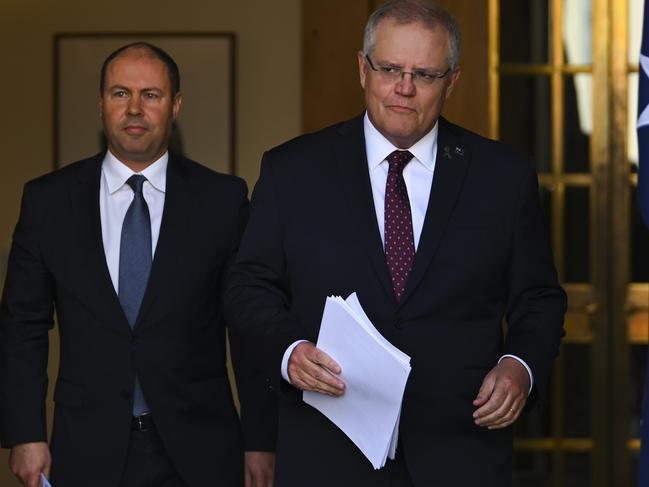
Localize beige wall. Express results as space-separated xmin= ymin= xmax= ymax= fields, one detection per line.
xmin=0 ymin=1 xmax=301 ymax=484
xmin=0 ymin=1 xmax=490 ymax=484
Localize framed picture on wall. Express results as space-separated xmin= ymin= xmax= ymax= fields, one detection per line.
xmin=54 ymin=32 xmax=236 ymax=174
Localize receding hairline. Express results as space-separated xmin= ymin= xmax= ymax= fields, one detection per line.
xmin=104 ymin=46 xmax=169 ymax=76
xmin=362 ymin=0 xmax=461 ymax=69
xmin=99 ymin=42 xmax=181 ymax=95
xmin=371 ymin=17 xmax=452 ymax=47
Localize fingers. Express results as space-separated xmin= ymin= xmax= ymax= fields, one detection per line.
xmin=244 ymin=466 xmax=252 ymax=487
xmin=14 ymin=470 xmax=41 ymax=487
xmin=472 ymin=371 xmax=495 ymax=408
xmin=21 ymin=473 xmax=39 ymax=487
xmin=487 ymin=404 xmax=522 ymax=429
xmin=244 ymin=451 xmax=275 ymax=487
xmin=475 ymin=395 xmax=523 ymax=429
xmin=473 ymin=361 xmax=528 ymax=429
xmin=9 ymin=442 xmax=51 ymax=487
xmin=287 ymin=342 xmax=345 ymax=396
xmin=312 ymin=347 xmax=341 ymax=375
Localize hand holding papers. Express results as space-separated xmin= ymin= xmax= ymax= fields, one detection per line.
xmin=303 ymin=293 xmax=411 ymax=469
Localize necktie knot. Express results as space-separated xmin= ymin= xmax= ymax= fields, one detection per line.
xmin=126 ymin=174 xmax=147 ymax=194
xmin=387 ymin=150 xmax=414 ymax=173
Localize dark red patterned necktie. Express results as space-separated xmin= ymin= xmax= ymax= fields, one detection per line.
xmin=384 ymin=150 xmax=415 ymax=302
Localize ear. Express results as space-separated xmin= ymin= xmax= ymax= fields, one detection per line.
xmin=172 ymin=93 xmax=183 ymax=120
xmin=358 ymin=51 xmax=368 ymax=89
xmin=98 ymin=96 xmax=104 ymax=119
xmin=444 ymin=67 xmax=462 ymax=101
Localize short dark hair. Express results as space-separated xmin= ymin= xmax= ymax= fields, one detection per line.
xmin=99 ymin=42 xmax=181 ymax=95
xmin=363 ymin=0 xmax=461 ymax=70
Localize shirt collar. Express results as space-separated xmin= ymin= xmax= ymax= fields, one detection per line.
xmin=363 ymin=112 xmax=438 ymax=173
xmin=102 ymin=150 xmax=168 ymax=194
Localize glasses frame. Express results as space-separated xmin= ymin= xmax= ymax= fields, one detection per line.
xmin=364 ymin=54 xmax=452 ymax=85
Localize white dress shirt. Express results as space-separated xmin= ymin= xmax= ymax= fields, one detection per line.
xmin=281 ymin=115 xmax=533 ymax=392
xmin=100 ymin=150 xmax=167 ymax=292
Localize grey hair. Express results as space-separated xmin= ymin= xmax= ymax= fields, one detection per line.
xmin=362 ymin=0 xmax=462 ymax=70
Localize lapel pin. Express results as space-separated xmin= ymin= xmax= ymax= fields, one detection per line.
xmin=442 ymin=146 xmax=452 ymax=159
xmin=454 ymin=146 xmax=464 ymax=156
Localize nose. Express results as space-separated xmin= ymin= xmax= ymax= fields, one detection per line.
xmin=395 ymin=72 xmax=416 ymax=96
xmin=127 ymin=96 xmax=142 ymax=116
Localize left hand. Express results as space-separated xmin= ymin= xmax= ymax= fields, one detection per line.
xmin=472 ymin=357 xmax=530 ymax=429
xmin=244 ymin=451 xmax=275 ymax=487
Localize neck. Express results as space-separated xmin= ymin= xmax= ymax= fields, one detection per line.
xmin=109 ymin=148 xmax=167 ymax=172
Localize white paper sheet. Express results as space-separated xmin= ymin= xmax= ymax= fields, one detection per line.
xmin=303 ymin=293 xmax=411 ymax=469
xmin=40 ymin=473 xmax=52 ymax=487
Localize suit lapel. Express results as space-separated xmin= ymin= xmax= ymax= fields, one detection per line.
xmin=135 ymin=154 xmax=192 ymax=328
xmin=400 ymin=118 xmax=471 ymax=305
xmin=69 ymin=154 xmax=129 ymax=330
xmin=333 ymin=116 xmax=395 ymax=302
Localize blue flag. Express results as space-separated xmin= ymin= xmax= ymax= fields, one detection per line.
xmin=638 ymin=2 xmax=649 ymax=485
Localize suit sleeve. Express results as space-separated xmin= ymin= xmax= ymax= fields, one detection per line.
xmin=224 ymin=154 xmax=303 ymax=386
xmin=224 ymin=178 xmax=278 ymax=451
xmin=503 ymin=159 xmax=567 ymax=405
xmin=0 ymin=183 xmax=55 ymax=447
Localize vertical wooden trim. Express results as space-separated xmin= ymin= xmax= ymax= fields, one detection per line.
xmin=301 ymin=0 xmax=369 ymax=133
xmin=550 ymin=2 xmax=566 ymax=486
xmin=551 ymin=0 xmax=566 ymax=286
xmin=610 ymin=0 xmax=632 ymax=485
xmin=488 ymin=0 xmax=499 ymax=140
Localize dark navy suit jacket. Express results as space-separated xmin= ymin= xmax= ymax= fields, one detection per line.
xmin=0 ymin=153 xmax=276 ymax=486
xmin=226 ymin=116 xmax=566 ymax=487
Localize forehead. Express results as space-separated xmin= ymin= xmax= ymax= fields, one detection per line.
xmin=372 ymin=19 xmax=450 ymax=66
xmin=104 ymin=50 xmax=170 ymax=89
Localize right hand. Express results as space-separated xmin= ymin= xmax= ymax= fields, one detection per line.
xmin=9 ymin=441 xmax=51 ymax=487
xmin=288 ymin=342 xmax=345 ymax=396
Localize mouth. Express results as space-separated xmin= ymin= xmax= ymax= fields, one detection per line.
xmin=386 ymin=105 xmax=415 ymax=114
xmin=124 ymin=125 xmax=148 ymax=135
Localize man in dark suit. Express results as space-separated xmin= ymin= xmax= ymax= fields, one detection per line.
xmin=0 ymin=43 xmax=275 ymax=487
xmin=225 ymin=1 xmax=566 ymax=486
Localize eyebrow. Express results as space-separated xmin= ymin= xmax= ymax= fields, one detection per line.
xmin=106 ymin=85 xmax=164 ymax=93
xmin=107 ymin=85 xmax=164 ymax=92
xmin=374 ymin=59 xmax=440 ymax=71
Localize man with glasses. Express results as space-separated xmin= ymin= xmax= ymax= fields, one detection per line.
xmin=226 ymin=1 xmax=566 ymax=485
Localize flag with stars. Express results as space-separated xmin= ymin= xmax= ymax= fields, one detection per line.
xmin=638 ymin=3 xmax=649 ymax=485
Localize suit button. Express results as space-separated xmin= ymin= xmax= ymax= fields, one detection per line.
xmin=120 ymin=390 xmax=132 ymax=399
xmin=395 ymin=321 xmax=404 ymax=329
xmin=130 ymin=333 xmax=138 ymax=343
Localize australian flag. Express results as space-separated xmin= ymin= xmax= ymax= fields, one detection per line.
xmin=638 ymin=2 xmax=649 ymax=485
xmin=640 ymin=1 xmax=649 ymax=228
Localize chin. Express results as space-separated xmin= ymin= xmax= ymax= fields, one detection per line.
xmin=121 ymin=143 xmax=149 ymax=155
xmin=386 ymin=129 xmax=416 ymax=144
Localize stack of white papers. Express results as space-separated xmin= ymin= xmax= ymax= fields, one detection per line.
xmin=303 ymin=293 xmax=411 ymax=469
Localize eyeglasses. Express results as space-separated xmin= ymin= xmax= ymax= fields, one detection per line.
xmin=365 ymin=55 xmax=451 ymax=86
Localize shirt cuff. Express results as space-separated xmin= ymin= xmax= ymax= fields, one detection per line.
xmin=499 ymin=354 xmax=534 ymax=395
xmin=281 ymin=340 xmax=309 ymax=383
